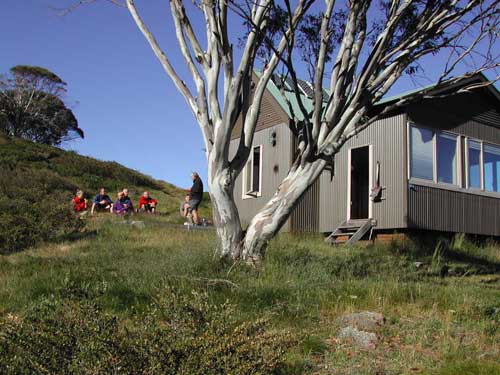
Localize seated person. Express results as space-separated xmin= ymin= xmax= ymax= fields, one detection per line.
xmin=181 ymin=194 xmax=192 ymax=223
xmin=73 ymin=190 xmax=88 ymax=213
xmin=123 ymin=188 xmax=131 ymax=200
xmin=91 ymin=187 xmax=113 ymax=214
xmin=138 ymin=191 xmax=158 ymax=213
xmin=121 ymin=188 xmax=134 ymax=213
xmin=113 ymin=191 xmax=133 ymax=215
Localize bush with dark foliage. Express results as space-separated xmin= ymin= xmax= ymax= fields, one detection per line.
xmin=0 ymin=290 xmax=292 ymax=375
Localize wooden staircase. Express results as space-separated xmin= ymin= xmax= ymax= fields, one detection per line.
xmin=325 ymin=219 xmax=376 ymax=246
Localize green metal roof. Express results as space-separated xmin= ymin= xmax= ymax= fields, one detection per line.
xmin=258 ymin=71 xmax=500 ymax=120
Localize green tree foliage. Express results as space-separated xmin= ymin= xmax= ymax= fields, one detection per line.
xmin=0 ymin=65 xmax=84 ymax=145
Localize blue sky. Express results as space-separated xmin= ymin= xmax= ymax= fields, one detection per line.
xmin=1 ymin=0 xmax=498 ymax=188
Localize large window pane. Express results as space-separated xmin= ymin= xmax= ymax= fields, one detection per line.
xmin=484 ymin=144 xmax=500 ymax=192
xmin=410 ymin=126 xmax=434 ymax=180
xmin=436 ymin=133 xmax=457 ymax=184
xmin=468 ymin=140 xmax=481 ymax=189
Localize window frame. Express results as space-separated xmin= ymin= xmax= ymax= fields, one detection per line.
xmin=409 ymin=124 xmax=435 ymax=182
xmin=465 ymin=137 xmax=484 ymax=190
xmin=407 ymin=122 xmax=500 ymax=197
xmin=435 ymin=131 xmax=461 ymax=187
xmin=408 ymin=123 xmax=461 ymax=187
xmin=482 ymin=141 xmax=500 ymax=193
xmin=242 ymin=144 xmax=263 ymax=199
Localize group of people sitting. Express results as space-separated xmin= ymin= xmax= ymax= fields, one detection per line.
xmin=72 ymin=172 xmax=205 ymax=225
xmin=73 ymin=188 xmax=158 ymax=215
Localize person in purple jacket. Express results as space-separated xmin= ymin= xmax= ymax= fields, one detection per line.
xmin=113 ymin=191 xmax=133 ymax=215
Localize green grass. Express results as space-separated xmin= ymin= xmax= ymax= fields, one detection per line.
xmin=1 ymin=219 xmax=499 ymax=374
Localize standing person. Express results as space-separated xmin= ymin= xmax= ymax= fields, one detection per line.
xmin=187 ymin=172 xmax=203 ymax=225
xmin=138 ymin=191 xmax=158 ymax=213
xmin=73 ymin=190 xmax=88 ymax=214
xmin=91 ymin=187 xmax=113 ymax=214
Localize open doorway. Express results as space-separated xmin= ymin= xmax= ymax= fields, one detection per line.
xmin=350 ymin=146 xmax=370 ymax=220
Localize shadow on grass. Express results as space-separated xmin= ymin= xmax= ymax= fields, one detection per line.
xmin=440 ymin=249 xmax=500 ymax=273
xmin=55 ymin=230 xmax=98 ymax=243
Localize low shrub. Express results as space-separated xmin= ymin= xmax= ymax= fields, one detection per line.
xmin=0 ymin=168 xmax=83 ymax=254
xmin=0 ymin=289 xmax=294 ymax=375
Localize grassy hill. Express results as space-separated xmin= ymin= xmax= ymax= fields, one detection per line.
xmin=0 ymin=133 xmax=211 ymax=253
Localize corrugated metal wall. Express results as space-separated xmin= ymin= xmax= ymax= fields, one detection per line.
xmin=408 ymin=184 xmax=500 ymax=236
xmin=290 ymin=178 xmax=320 ymax=232
xmin=318 ymin=113 xmax=408 ymax=232
xmin=407 ymin=90 xmax=500 ymax=236
xmin=229 ymin=123 xmax=293 ymax=230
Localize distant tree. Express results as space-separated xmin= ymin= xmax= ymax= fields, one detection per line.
xmin=0 ymin=65 xmax=84 ymax=145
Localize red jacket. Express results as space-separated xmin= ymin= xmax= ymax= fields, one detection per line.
xmin=138 ymin=196 xmax=158 ymax=208
xmin=73 ymin=196 xmax=87 ymax=212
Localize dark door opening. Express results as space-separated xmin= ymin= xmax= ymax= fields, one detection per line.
xmin=350 ymin=146 xmax=369 ymax=220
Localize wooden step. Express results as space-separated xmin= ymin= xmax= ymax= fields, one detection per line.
xmin=325 ymin=219 xmax=376 ymax=246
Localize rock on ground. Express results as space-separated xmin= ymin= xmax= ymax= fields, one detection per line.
xmin=336 ymin=311 xmax=385 ymax=350
xmin=337 ymin=311 xmax=385 ymax=332
xmin=338 ymin=326 xmax=378 ymax=350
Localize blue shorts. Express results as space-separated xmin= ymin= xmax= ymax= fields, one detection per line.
xmin=188 ymin=199 xmax=201 ymax=211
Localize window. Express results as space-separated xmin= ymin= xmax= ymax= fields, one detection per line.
xmin=410 ymin=126 xmax=434 ymax=180
xmin=409 ymin=125 xmax=460 ymax=186
xmin=243 ymin=145 xmax=262 ymax=197
xmin=436 ymin=133 xmax=458 ymax=184
xmin=483 ymin=143 xmax=500 ymax=192
xmin=408 ymin=124 xmax=500 ymax=195
xmin=467 ymin=139 xmax=482 ymax=189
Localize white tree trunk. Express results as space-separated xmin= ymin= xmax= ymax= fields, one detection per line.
xmin=207 ymin=159 xmax=244 ymax=259
xmin=242 ymin=159 xmax=327 ymax=263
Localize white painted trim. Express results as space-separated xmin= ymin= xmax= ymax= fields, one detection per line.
xmin=480 ymin=141 xmax=485 ymax=190
xmin=465 ymin=137 xmax=469 ymax=187
xmin=406 ymin=121 xmax=411 ymax=180
xmin=432 ymin=131 xmax=437 ymax=183
xmin=242 ymin=144 xmax=263 ymax=200
xmin=457 ymin=135 xmax=463 ymax=187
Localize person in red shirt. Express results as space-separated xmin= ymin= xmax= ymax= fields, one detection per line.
xmin=73 ymin=190 xmax=88 ymax=214
xmin=138 ymin=191 xmax=158 ymax=213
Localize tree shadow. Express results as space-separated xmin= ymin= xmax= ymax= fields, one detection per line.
xmin=440 ymin=248 xmax=500 ymax=274
xmin=55 ymin=230 xmax=98 ymax=243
